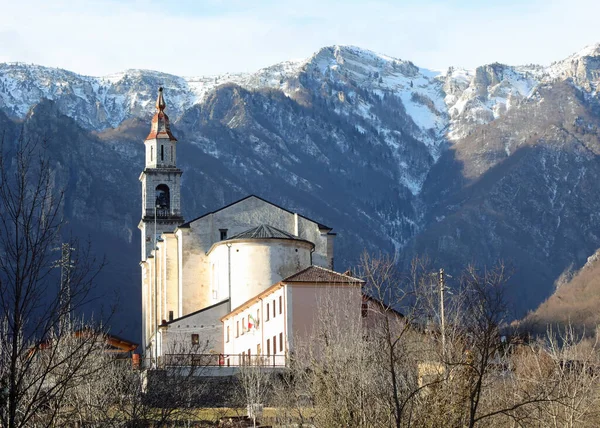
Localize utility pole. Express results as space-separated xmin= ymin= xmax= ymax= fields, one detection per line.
xmin=438 ymin=268 xmax=446 ymax=357
xmin=57 ymin=243 xmax=75 ymax=335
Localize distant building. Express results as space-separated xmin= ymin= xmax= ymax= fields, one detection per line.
xmin=139 ymin=88 xmax=361 ymax=367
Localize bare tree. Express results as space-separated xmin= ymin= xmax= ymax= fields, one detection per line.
xmin=238 ymin=360 xmax=271 ymax=428
xmin=279 ymin=256 xmax=600 ymax=428
xmin=0 ymin=135 xmax=105 ymax=428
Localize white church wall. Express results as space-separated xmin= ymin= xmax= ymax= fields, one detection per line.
xmin=162 ymin=233 xmax=179 ymax=321
xmin=179 ymin=227 xmax=212 ymax=314
xmin=209 ymin=239 xmax=312 ymax=310
xmin=159 ymin=300 xmax=229 ymax=360
xmin=179 ymin=196 xmax=335 ymax=316
xmin=295 ymin=216 xmax=335 ymax=269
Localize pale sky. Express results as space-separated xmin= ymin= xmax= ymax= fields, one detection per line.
xmin=1 ymin=0 xmax=599 ymax=77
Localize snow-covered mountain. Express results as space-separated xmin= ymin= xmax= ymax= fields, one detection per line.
xmin=2 ymin=44 xmax=600 ymax=337
xmin=4 ymin=44 xmax=599 ymax=140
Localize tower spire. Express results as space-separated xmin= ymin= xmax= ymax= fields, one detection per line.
xmin=146 ymin=87 xmax=177 ymax=141
xmin=156 ymin=87 xmax=166 ymax=111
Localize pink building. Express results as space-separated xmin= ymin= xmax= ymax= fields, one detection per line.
xmin=221 ymin=266 xmax=363 ymax=366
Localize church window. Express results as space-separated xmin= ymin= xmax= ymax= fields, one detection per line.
xmin=170 ymin=145 xmax=173 ymax=162
xmin=219 ymin=229 xmax=228 ymax=240
xmin=191 ymin=334 xmax=199 ymax=346
xmin=161 ymin=145 xmax=164 ymax=161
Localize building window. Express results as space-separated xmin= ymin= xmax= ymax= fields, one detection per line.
xmin=226 ymin=326 xmax=230 ymax=343
xmin=191 ymin=334 xmax=199 ymax=346
xmin=266 ymin=338 xmax=270 ymax=356
xmin=150 ymin=146 xmax=153 ymax=161
xmin=272 ymin=299 xmax=276 ymax=318
xmin=257 ymin=309 xmax=260 ymax=325
xmin=219 ymin=229 xmax=228 ymax=240
xmin=168 ymin=310 xmax=173 ymax=322
xmin=257 ymin=343 xmax=261 ymax=355
xmin=161 ymin=145 xmax=164 ymax=161
xmin=279 ymin=296 xmax=282 ymax=314
xmin=266 ymin=304 xmax=270 ymax=321
xmin=273 ymin=335 xmax=277 ymax=354
xmin=279 ymin=332 xmax=283 ymax=352
xmin=242 ymin=317 xmax=246 ymax=334
xmin=236 ymin=321 xmax=239 ymax=337
xmin=362 ymin=302 xmax=368 ymax=318
xmin=170 ymin=145 xmax=173 ymax=162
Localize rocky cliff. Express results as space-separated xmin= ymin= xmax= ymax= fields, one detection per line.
xmin=2 ymin=44 xmax=600 ymax=338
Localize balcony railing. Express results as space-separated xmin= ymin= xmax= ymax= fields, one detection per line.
xmin=144 ymin=208 xmax=181 ymax=219
xmin=160 ymin=353 xmax=287 ymax=368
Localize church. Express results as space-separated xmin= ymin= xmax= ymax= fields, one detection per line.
xmin=139 ymin=88 xmax=363 ymax=367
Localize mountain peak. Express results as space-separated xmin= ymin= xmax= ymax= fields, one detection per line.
xmin=573 ymin=43 xmax=600 ymax=59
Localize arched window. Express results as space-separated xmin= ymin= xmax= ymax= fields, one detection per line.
xmin=155 ymin=184 xmax=170 ymax=210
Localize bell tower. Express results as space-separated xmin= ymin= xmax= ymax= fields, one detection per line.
xmin=138 ymin=87 xmax=184 ymax=261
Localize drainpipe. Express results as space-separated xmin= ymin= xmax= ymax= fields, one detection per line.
xmin=259 ymin=297 xmax=265 ymax=359
xmin=227 ymin=243 xmax=232 ymax=312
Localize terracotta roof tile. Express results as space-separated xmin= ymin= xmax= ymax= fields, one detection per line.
xmin=283 ymin=265 xmax=363 ymax=284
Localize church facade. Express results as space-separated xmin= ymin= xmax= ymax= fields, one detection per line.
xmin=139 ymin=88 xmax=362 ymax=366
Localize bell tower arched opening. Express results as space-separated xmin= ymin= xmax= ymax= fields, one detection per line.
xmin=155 ymin=184 xmax=170 ymax=212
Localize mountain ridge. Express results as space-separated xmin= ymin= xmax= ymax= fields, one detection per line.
xmin=2 ymin=43 xmax=600 ymax=339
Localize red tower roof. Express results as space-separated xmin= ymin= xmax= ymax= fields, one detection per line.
xmin=145 ymin=87 xmax=177 ymax=141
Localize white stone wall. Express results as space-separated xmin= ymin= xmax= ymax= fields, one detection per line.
xmin=208 ymin=239 xmax=312 ymax=310
xmin=159 ymin=300 xmax=229 ymax=359
xmin=179 ymin=196 xmax=335 ymax=315
xmin=222 ymin=285 xmax=287 ymax=366
xmin=139 ymin=169 xmax=182 ymax=260
xmin=144 ymin=138 xmax=177 ymax=169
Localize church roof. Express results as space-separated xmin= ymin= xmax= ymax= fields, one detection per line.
xmin=178 ymin=195 xmax=334 ymax=232
xmin=227 ymin=224 xmax=298 ymax=241
xmin=283 ymin=265 xmax=364 ymax=284
xmin=145 ymin=87 xmax=177 ymax=141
